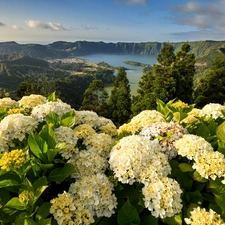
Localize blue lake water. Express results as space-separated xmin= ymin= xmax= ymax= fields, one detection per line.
xmin=81 ymin=54 xmax=157 ymax=96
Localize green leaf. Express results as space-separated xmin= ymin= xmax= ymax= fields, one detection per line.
xmin=217 ymin=140 xmax=225 ymax=155
xmin=98 ymin=216 xmax=117 ymax=225
xmin=4 ymin=197 xmax=26 ymax=210
xmin=28 ymin=133 xmax=48 ymax=161
xmin=37 ymin=218 xmax=52 ymax=225
xmin=47 ymin=92 xmax=57 ymax=101
xmin=60 ymin=111 xmax=76 ymax=128
xmin=215 ymin=194 xmax=225 ymax=218
xmin=0 ymin=179 xmax=20 ymax=188
xmin=117 ymin=201 xmax=140 ymax=225
xmin=39 ymin=125 xmax=56 ymax=149
xmin=196 ymin=123 xmax=210 ymax=138
xmin=178 ymin=163 xmax=194 ymax=172
xmin=162 ymin=213 xmax=182 ymax=225
xmin=0 ymin=188 xmax=10 ymax=206
xmin=185 ymin=191 xmax=203 ymax=205
xmin=33 ymin=176 xmax=48 ymax=191
xmin=45 ymin=112 xmax=60 ymax=128
xmin=192 ymin=171 xmax=208 ymax=183
xmin=48 ymin=163 xmax=75 ymax=184
xmin=46 ymin=149 xmax=59 ymax=163
xmin=217 ymin=121 xmax=225 ymax=142
xmin=209 ymin=179 xmax=225 ymax=195
xmin=35 ymin=202 xmax=51 ymax=221
xmin=140 ymin=215 xmax=158 ymax=225
xmin=24 ymin=218 xmax=37 ymax=225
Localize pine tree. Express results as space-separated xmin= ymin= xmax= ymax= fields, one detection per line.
xmin=174 ymin=43 xmax=195 ymax=103
xmin=193 ymin=54 xmax=225 ymax=107
xmin=108 ymin=67 xmax=132 ymax=126
xmin=80 ymin=79 xmax=109 ymax=116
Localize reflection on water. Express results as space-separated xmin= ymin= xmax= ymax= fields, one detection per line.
xmin=81 ymin=54 xmax=157 ymax=96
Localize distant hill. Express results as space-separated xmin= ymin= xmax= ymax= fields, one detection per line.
xmin=0 ymin=53 xmax=50 ymax=90
xmin=1 ymin=40 xmax=225 ymax=60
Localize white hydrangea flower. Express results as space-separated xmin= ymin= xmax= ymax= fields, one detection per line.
xmin=69 ymin=173 xmax=117 ymax=220
xmin=74 ymin=110 xmax=100 ymax=128
xmin=50 ymin=191 xmax=77 ymax=225
xmin=142 ymin=177 xmax=183 ymax=219
xmin=0 ymin=97 xmax=19 ymax=109
xmin=74 ymin=124 xmax=96 ymax=140
xmin=193 ymin=151 xmax=225 ymax=182
xmin=109 ymin=135 xmax=171 ymax=185
xmin=140 ymin=122 xmax=188 ymax=159
xmin=118 ymin=110 xmax=165 ymax=134
xmin=18 ymin=94 xmax=47 ymax=108
xmin=54 ymin=126 xmax=78 ymax=159
xmin=83 ymin=133 xmax=114 ymax=158
xmin=68 ymin=149 xmax=108 ymax=178
xmin=0 ymin=114 xmax=38 ymax=150
xmin=31 ymin=101 xmax=72 ymax=122
xmin=175 ymin=134 xmax=213 ymax=161
xmin=200 ymin=103 xmax=225 ymax=120
xmin=185 ymin=207 xmax=225 ymax=225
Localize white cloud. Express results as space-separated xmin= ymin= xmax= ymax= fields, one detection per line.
xmin=12 ymin=25 xmax=23 ymax=30
xmin=48 ymin=22 xmax=66 ymax=31
xmin=167 ymin=1 xmax=225 ymax=30
xmin=25 ymin=20 xmax=66 ymax=31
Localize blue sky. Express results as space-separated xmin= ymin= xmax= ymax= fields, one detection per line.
xmin=0 ymin=0 xmax=225 ymax=44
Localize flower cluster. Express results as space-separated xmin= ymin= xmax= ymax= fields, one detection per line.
xmin=0 ymin=149 xmax=27 ymax=171
xmin=142 ymin=177 xmax=183 ymax=219
xmin=18 ymin=94 xmax=47 ymax=109
xmin=0 ymin=114 xmax=38 ymax=152
xmin=109 ymin=135 xmax=182 ymax=218
xmin=69 ymin=149 xmax=108 ymax=178
xmin=54 ymin=126 xmax=78 ymax=159
xmin=175 ymin=134 xmax=213 ymax=161
xmin=140 ymin=122 xmax=188 ymax=159
xmin=19 ymin=190 xmax=34 ymax=205
xmin=118 ymin=110 xmax=165 ymax=134
xmin=0 ymin=97 xmax=19 ymax=109
xmin=200 ymin=103 xmax=225 ymax=120
xmin=184 ymin=207 xmax=225 ymax=225
xmin=31 ymin=101 xmax=72 ymax=122
xmin=51 ymin=174 xmax=117 ymax=225
xmin=109 ymin=135 xmax=171 ymax=185
xmin=192 ymin=151 xmax=225 ymax=182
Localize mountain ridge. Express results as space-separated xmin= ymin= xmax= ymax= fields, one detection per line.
xmin=1 ymin=40 xmax=225 ymax=60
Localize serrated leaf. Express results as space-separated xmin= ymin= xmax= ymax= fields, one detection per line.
xmin=117 ymin=201 xmax=140 ymax=225
xmin=217 ymin=121 xmax=225 ymax=142
xmin=48 ymin=163 xmax=75 ymax=184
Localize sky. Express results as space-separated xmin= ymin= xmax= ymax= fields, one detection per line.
xmin=0 ymin=0 xmax=225 ymax=44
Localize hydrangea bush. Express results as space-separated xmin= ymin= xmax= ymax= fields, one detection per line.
xmin=1 ymin=94 xmax=225 ymax=225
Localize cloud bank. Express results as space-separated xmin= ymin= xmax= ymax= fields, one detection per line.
xmin=25 ymin=20 xmax=66 ymax=31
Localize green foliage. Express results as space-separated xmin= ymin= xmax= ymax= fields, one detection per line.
xmin=108 ymin=67 xmax=132 ymax=126
xmin=193 ymin=54 xmax=225 ymax=107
